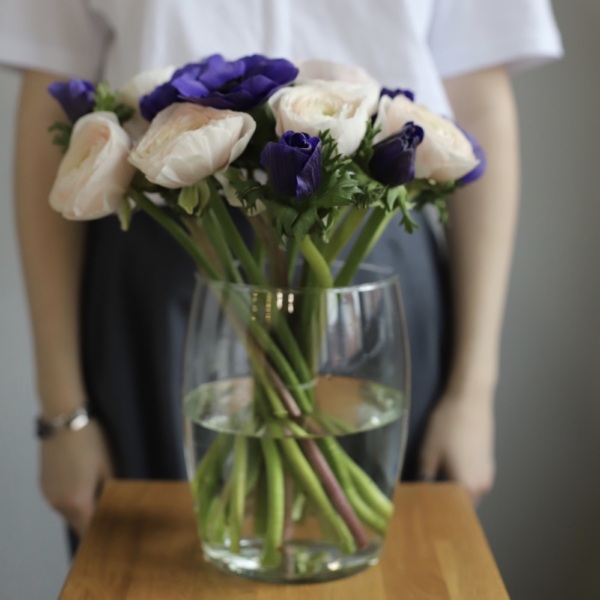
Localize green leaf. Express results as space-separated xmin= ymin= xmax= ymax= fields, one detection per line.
xmin=114 ymin=103 xmax=135 ymax=124
xmin=408 ymin=179 xmax=457 ymax=224
xmin=268 ymin=202 xmax=300 ymax=238
xmin=354 ymin=119 xmax=381 ymax=172
xmin=48 ymin=122 xmax=72 ymax=154
xmin=178 ymin=185 xmax=199 ymax=215
xmin=394 ymin=185 xmax=418 ymax=233
xmin=178 ymin=182 xmax=212 ymax=217
xmin=291 ymin=208 xmax=318 ymax=238
xmin=92 ymin=81 xmax=134 ymax=124
xmin=224 ymin=167 xmax=267 ymax=212
xmin=117 ymin=196 xmax=134 ymax=231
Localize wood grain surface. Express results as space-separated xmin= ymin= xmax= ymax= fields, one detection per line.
xmin=59 ymin=481 xmax=509 ymax=599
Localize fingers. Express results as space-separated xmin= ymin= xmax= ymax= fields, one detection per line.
xmin=63 ymin=499 xmax=94 ymax=537
xmin=418 ymin=436 xmax=496 ymax=506
xmin=418 ymin=458 xmax=496 ymax=506
xmin=457 ymin=463 xmax=496 ymax=506
xmin=38 ymin=421 xmax=114 ymax=536
xmin=419 ymin=446 xmax=443 ymax=482
xmin=41 ymin=475 xmax=104 ymax=536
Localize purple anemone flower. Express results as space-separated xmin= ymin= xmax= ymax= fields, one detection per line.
xmin=48 ymin=79 xmax=96 ymax=123
xmin=380 ymin=88 xmax=415 ymax=102
xmin=369 ymin=122 xmax=424 ymax=186
xmin=260 ymin=131 xmax=322 ymax=201
xmin=140 ymin=54 xmax=298 ymax=121
xmin=457 ymin=127 xmax=487 ymax=185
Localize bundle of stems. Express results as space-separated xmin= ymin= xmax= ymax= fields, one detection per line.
xmin=131 ymin=181 xmax=400 ymax=566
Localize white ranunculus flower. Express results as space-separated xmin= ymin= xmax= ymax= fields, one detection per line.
xmin=374 ymin=95 xmax=480 ymax=182
xmin=49 ymin=111 xmax=134 ymax=220
xmin=296 ymin=59 xmax=380 ymax=90
xmin=268 ymin=81 xmax=379 ymax=156
xmin=117 ymin=66 xmax=176 ymax=140
xmin=129 ymin=103 xmax=256 ymax=188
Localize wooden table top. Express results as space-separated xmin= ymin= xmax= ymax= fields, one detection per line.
xmin=59 ymin=480 xmax=509 ymax=600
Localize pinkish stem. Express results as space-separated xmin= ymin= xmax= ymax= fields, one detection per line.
xmin=300 ymin=438 xmax=369 ymax=548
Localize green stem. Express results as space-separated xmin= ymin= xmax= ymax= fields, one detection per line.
xmin=192 ymin=435 xmax=229 ymax=540
xmin=208 ymin=189 xmax=314 ymax=392
xmin=246 ymin=319 xmax=314 ymax=413
xmin=207 ymin=281 xmax=313 ymax=414
xmin=286 ymin=236 xmax=299 ymax=285
xmin=323 ymin=208 xmax=367 ymax=265
xmin=205 ymin=483 xmax=230 ymax=545
xmin=318 ymin=438 xmax=389 ymax=535
xmin=297 ymin=235 xmax=333 ymax=288
xmin=278 ymin=435 xmax=356 ymax=554
xmin=130 ymin=190 xmax=221 ymax=280
xmin=334 ymin=208 xmax=395 ymax=287
xmin=228 ymin=436 xmax=248 ymax=552
xmin=346 ymin=459 xmax=394 ymax=521
xmin=296 ymin=235 xmax=331 ymax=372
xmin=208 ymin=181 xmax=267 ymax=285
xmin=254 ymin=468 xmax=268 ymax=538
xmin=260 ymin=436 xmax=285 ymax=567
xmin=205 ymin=210 xmax=243 ymax=283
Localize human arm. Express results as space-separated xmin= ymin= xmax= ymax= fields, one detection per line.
xmin=418 ymin=66 xmax=520 ymax=503
xmin=14 ymin=70 xmax=114 ymax=535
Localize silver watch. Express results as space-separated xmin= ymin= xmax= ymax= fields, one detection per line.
xmin=35 ymin=407 xmax=92 ymax=439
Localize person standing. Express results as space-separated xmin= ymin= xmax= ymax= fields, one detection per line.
xmin=0 ymin=0 xmax=562 ymax=538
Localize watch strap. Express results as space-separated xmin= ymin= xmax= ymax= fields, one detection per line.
xmin=35 ymin=407 xmax=92 ymax=439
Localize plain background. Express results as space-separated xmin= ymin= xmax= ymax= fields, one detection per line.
xmin=0 ymin=2 xmax=598 ymax=598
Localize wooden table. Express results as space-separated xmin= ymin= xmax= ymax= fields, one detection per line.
xmin=59 ymin=481 xmax=509 ymax=599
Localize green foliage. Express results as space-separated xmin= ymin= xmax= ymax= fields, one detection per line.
xmin=225 ymin=129 xmax=441 ymax=241
xmin=178 ymin=181 xmax=211 ymax=216
xmin=93 ymin=82 xmax=134 ymax=124
xmin=353 ymin=119 xmax=381 ymax=173
xmin=117 ymin=197 xmax=134 ymax=231
xmin=410 ymin=179 xmax=457 ymax=224
xmin=48 ymin=122 xmax=72 ymax=153
xmin=234 ymin=103 xmax=278 ymax=169
xmin=224 ymin=168 xmax=266 ymax=214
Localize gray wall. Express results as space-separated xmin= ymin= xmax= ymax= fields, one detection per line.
xmin=478 ymin=2 xmax=600 ymax=599
xmin=0 ymin=3 xmax=598 ymax=598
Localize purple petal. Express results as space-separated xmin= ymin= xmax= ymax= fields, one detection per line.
xmin=140 ymin=53 xmax=299 ymax=120
xmin=457 ymin=126 xmax=487 ymax=185
xmin=370 ymin=122 xmax=424 ymax=186
xmin=380 ymin=87 xmax=415 ymax=102
xmin=295 ymin=143 xmax=322 ymax=201
xmin=261 ymin=132 xmax=322 ymax=201
xmin=48 ymin=79 xmax=96 ymax=123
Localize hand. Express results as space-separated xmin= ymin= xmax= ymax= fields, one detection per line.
xmin=419 ymin=388 xmax=496 ymax=505
xmin=39 ymin=419 xmax=114 ymax=536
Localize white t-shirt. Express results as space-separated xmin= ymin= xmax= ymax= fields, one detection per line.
xmin=0 ymin=0 xmax=562 ymax=115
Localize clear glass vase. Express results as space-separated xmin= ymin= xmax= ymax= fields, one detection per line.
xmin=182 ymin=264 xmax=410 ymax=583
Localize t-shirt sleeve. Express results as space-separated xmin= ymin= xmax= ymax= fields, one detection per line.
xmin=0 ymin=0 xmax=111 ymax=80
xmin=428 ymin=0 xmax=563 ymax=79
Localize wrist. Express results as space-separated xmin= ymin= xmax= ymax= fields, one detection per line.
xmin=35 ymin=406 xmax=94 ymax=440
xmin=444 ymin=359 xmax=499 ymax=406
xmin=36 ymin=378 xmax=88 ymax=420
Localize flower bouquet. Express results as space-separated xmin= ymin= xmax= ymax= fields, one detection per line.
xmin=47 ymin=54 xmax=483 ymax=582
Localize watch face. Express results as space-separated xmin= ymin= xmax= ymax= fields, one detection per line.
xmin=68 ymin=413 xmax=90 ymax=431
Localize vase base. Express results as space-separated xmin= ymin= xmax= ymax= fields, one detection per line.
xmin=202 ymin=538 xmax=381 ymax=583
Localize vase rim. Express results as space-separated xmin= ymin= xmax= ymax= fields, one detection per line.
xmin=194 ymin=261 xmax=399 ymax=295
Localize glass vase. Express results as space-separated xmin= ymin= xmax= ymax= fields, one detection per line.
xmin=182 ymin=264 xmax=410 ymax=583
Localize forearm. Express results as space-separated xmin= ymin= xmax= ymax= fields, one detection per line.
xmin=15 ymin=71 xmax=88 ymax=418
xmin=443 ymin=67 xmax=520 ymax=397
